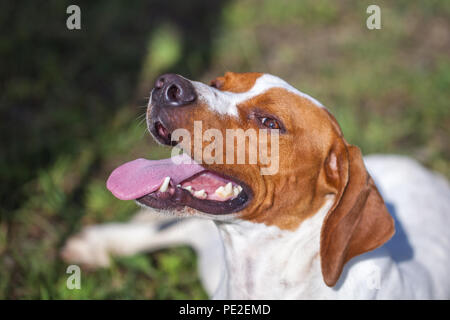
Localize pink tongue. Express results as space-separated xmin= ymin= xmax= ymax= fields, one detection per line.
xmin=106 ymin=154 xmax=204 ymax=200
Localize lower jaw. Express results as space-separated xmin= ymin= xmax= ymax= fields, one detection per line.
xmin=136 ymin=187 xmax=251 ymax=215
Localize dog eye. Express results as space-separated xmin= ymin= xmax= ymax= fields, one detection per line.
xmin=260 ymin=117 xmax=280 ymax=130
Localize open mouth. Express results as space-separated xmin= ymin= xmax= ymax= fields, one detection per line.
xmin=107 ymin=153 xmax=252 ymax=215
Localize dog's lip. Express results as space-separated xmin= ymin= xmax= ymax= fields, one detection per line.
xmin=150 ymin=120 xmax=177 ymax=146
xmin=136 ymin=171 xmax=253 ymax=215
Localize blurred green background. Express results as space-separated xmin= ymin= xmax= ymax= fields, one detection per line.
xmin=0 ymin=0 xmax=449 ymax=299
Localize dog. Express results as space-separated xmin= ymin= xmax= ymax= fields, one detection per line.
xmin=62 ymin=72 xmax=450 ymax=299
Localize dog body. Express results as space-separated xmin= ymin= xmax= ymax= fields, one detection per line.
xmin=62 ymin=72 xmax=450 ymax=299
xmin=214 ymin=155 xmax=450 ymax=299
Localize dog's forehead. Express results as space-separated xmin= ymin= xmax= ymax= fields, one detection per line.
xmin=191 ymin=73 xmax=323 ymax=117
xmin=247 ymin=74 xmax=323 ymax=107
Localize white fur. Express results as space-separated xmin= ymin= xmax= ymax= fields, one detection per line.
xmin=62 ymin=155 xmax=450 ymax=299
xmin=213 ymin=196 xmax=335 ymax=299
xmin=191 ymin=74 xmax=323 ymax=117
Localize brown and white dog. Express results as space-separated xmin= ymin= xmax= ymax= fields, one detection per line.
xmin=62 ymin=72 xmax=450 ymax=299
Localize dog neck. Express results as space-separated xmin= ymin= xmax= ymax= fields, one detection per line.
xmin=214 ymin=196 xmax=336 ymax=299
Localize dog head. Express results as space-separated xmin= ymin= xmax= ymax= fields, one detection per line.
xmin=107 ymin=72 xmax=394 ymax=286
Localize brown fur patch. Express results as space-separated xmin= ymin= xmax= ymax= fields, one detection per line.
xmin=211 ymin=72 xmax=263 ymax=93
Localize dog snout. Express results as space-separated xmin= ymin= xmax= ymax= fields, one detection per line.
xmin=152 ymin=73 xmax=197 ymax=107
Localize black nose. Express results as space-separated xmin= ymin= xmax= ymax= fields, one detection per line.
xmin=153 ymin=73 xmax=197 ymax=107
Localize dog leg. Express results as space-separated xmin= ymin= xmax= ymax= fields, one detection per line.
xmin=60 ymin=209 xmax=224 ymax=296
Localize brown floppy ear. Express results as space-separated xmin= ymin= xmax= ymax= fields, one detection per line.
xmin=320 ymin=142 xmax=395 ymax=287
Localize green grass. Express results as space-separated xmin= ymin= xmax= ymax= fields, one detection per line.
xmin=0 ymin=0 xmax=449 ymax=299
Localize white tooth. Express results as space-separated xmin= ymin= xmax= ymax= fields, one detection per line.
xmin=225 ymin=182 xmax=233 ymax=194
xmin=233 ymin=186 xmax=242 ymax=196
xmin=215 ymin=184 xmax=233 ymax=198
xmin=176 ymin=184 xmax=181 ymax=188
xmin=215 ymin=186 xmax=224 ymax=194
xmin=193 ymin=189 xmax=207 ymax=199
xmin=182 ymin=185 xmax=193 ymax=193
xmin=159 ymin=177 xmax=170 ymax=192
